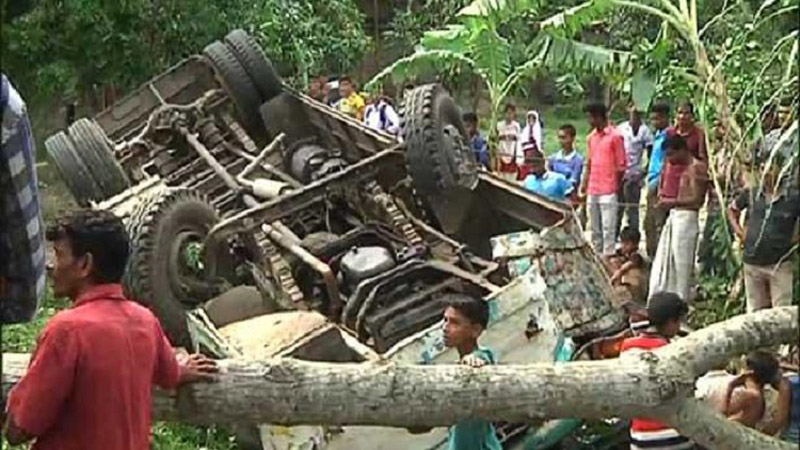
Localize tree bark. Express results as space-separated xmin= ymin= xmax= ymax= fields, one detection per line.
xmin=3 ymin=307 xmax=797 ymax=450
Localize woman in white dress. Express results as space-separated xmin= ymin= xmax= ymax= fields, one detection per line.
xmin=519 ymin=110 xmax=543 ymax=155
xmin=496 ymin=103 xmax=521 ymax=182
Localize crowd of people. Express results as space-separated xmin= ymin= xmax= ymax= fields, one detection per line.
xmin=305 ymin=76 xmax=800 ymax=448
xmin=461 ymin=96 xmax=799 ymax=449
xmin=1 ymin=69 xmax=797 ymax=450
xmin=307 ymin=75 xmax=403 ymax=136
xmin=461 ymin=97 xmax=798 ymax=316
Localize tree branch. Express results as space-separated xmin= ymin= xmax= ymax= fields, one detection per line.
xmin=2 ymin=307 xmax=796 ymax=450
xmin=664 ymin=398 xmax=795 ymax=450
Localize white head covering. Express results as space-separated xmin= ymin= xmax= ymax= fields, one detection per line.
xmin=520 ymin=110 xmax=543 ymax=153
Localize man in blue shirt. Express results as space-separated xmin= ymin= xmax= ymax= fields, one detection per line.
xmin=464 ymin=112 xmax=490 ymax=170
xmin=522 ymin=148 xmax=573 ymax=201
xmin=644 ymin=102 xmax=675 ymax=257
xmin=442 ymin=295 xmax=502 ymax=450
xmin=549 ymin=124 xmax=584 ymax=191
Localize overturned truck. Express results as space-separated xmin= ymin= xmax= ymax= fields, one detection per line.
xmin=45 ymin=30 xmax=629 ymax=450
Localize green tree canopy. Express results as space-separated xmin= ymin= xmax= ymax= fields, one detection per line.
xmin=1 ymin=0 xmax=370 ymax=108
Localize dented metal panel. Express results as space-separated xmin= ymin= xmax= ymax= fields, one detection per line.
xmin=490 ymin=228 xmax=625 ymax=337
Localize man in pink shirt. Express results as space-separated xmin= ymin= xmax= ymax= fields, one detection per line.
xmin=580 ymin=102 xmax=627 ymax=257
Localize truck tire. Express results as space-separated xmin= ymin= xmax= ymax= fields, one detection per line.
xmin=68 ymin=118 xmax=129 ymax=200
xmin=224 ymin=29 xmax=283 ymax=102
xmin=400 ymin=84 xmax=479 ymax=195
xmin=123 ymin=187 xmax=227 ymax=346
xmin=44 ymin=131 xmax=101 ymax=206
xmin=203 ymin=40 xmax=266 ymax=138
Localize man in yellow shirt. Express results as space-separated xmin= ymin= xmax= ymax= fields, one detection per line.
xmin=337 ymin=76 xmax=365 ymax=121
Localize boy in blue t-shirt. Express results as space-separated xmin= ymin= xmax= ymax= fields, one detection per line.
xmin=522 ymin=148 xmax=573 ymax=201
xmin=442 ymin=295 xmax=502 ymax=450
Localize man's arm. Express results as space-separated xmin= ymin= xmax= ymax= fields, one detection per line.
xmin=614 ymin=134 xmax=627 ymax=175
xmin=720 ymin=372 xmax=760 ymax=425
xmin=152 ymin=322 xmax=217 ymax=389
xmin=656 ymin=161 xmax=668 ymax=205
xmin=643 ymin=127 xmax=654 ymax=161
xmin=4 ymin=321 xmax=79 ymax=444
xmin=610 ymin=260 xmax=635 ymax=284
xmin=760 ymin=377 xmax=792 ymax=435
xmin=579 ymin=139 xmax=592 ymax=196
xmin=697 ymin=128 xmax=708 ymax=161
xmin=728 ymin=192 xmax=748 ymax=243
xmin=725 ymin=389 xmax=763 ymax=427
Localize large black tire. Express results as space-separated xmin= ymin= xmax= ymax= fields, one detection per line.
xmin=123 ymin=187 xmax=226 ymax=346
xmin=203 ymin=40 xmax=266 ymax=138
xmin=400 ymin=84 xmax=479 ymax=195
xmin=224 ymin=29 xmax=283 ymax=102
xmin=44 ymin=131 xmax=102 ymax=206
xmin=68 ymin=118 xmax=129 ymax=200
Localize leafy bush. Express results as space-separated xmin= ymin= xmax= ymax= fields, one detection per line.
xmin=1 ymin=0 xmax=369 ymax=107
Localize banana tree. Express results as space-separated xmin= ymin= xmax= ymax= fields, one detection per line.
xmin=602 ymin=0 xmax=797 ymax=162
xmin=366 ymin=0 xmax=637 ymax=165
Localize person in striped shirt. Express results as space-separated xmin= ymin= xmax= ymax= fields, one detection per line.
xmin=621 ymin=292 xmax=694 ymax=450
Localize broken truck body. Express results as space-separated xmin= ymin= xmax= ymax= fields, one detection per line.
xmin=43 ymin=30 xmax=627 ymax=449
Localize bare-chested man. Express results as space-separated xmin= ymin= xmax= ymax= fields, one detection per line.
xmin=648 ymin=135 xmax=708 ymax=303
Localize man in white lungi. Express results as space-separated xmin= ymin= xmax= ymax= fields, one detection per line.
xmin=649 ymin=135 xmax=708 ymax=303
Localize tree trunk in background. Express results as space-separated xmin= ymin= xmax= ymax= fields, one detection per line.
xmin=2 ymin=307 xmax=796 ymax=450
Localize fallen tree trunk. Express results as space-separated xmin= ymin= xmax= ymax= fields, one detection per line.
xmin=3 ymin=307 xmax=797 ymax=450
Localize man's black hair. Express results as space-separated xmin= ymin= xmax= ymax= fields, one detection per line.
xmin=583 ymin=102 xmax=607 ymax=118
xmin=746 ymin=351 xmax=780 ymax=386
xmin=445 ymin=295 xmax=489 ymax=329
xmin=620 ymin=226 xmax=640 ymax=244
xmin=651 ymin=102 xmax=670 ymax=116
xmin=45 ymin=209 xmax=129 ymax=284
xmin=463 ymin=112 xmax=478 ymax=124
xmin=559 ymin=124 xmax=576 ymax=137
xmin=505 ymin=102 xmax=516 ymax=113
xmin=679 ymin=101 xmax=695 ymax=115
xmin=665 ymin=135 xmax=688 ymax=154
xmin=647 ymin=292 xmax=688 ymax=328
xmin=339 ymin=75 xmax=353 ymax=84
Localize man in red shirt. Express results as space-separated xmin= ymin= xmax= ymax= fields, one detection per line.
xmin=580 ymin=102 xmax=627 ymax=257
xmin=675 ymin=101 xmax=707 ymax=162
xmin=621 ymin=291 xmax=693 ymax=450
xmin=2 ymin=209 xmax=218 ymax=449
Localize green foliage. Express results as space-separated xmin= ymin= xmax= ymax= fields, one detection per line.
xmin=247 ymin=0 xmax=370 ymax=86
xmin=2 ymin=0 xmax=369 ymax=107
xmin=369 ymin=0 xmax=632 ymax=149
xmin=151 ymin=423 xmax=236 ymax=450
xmin=384 ymin=0 xmax=471 ymax=54
xmin=691 ymin=275 xmax=745 ymax=328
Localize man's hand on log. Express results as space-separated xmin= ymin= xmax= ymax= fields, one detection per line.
xmin=178 ymin=353 xmax=219 ymax=385
xmin=460 ymin=354 xmax=488 ymax=368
